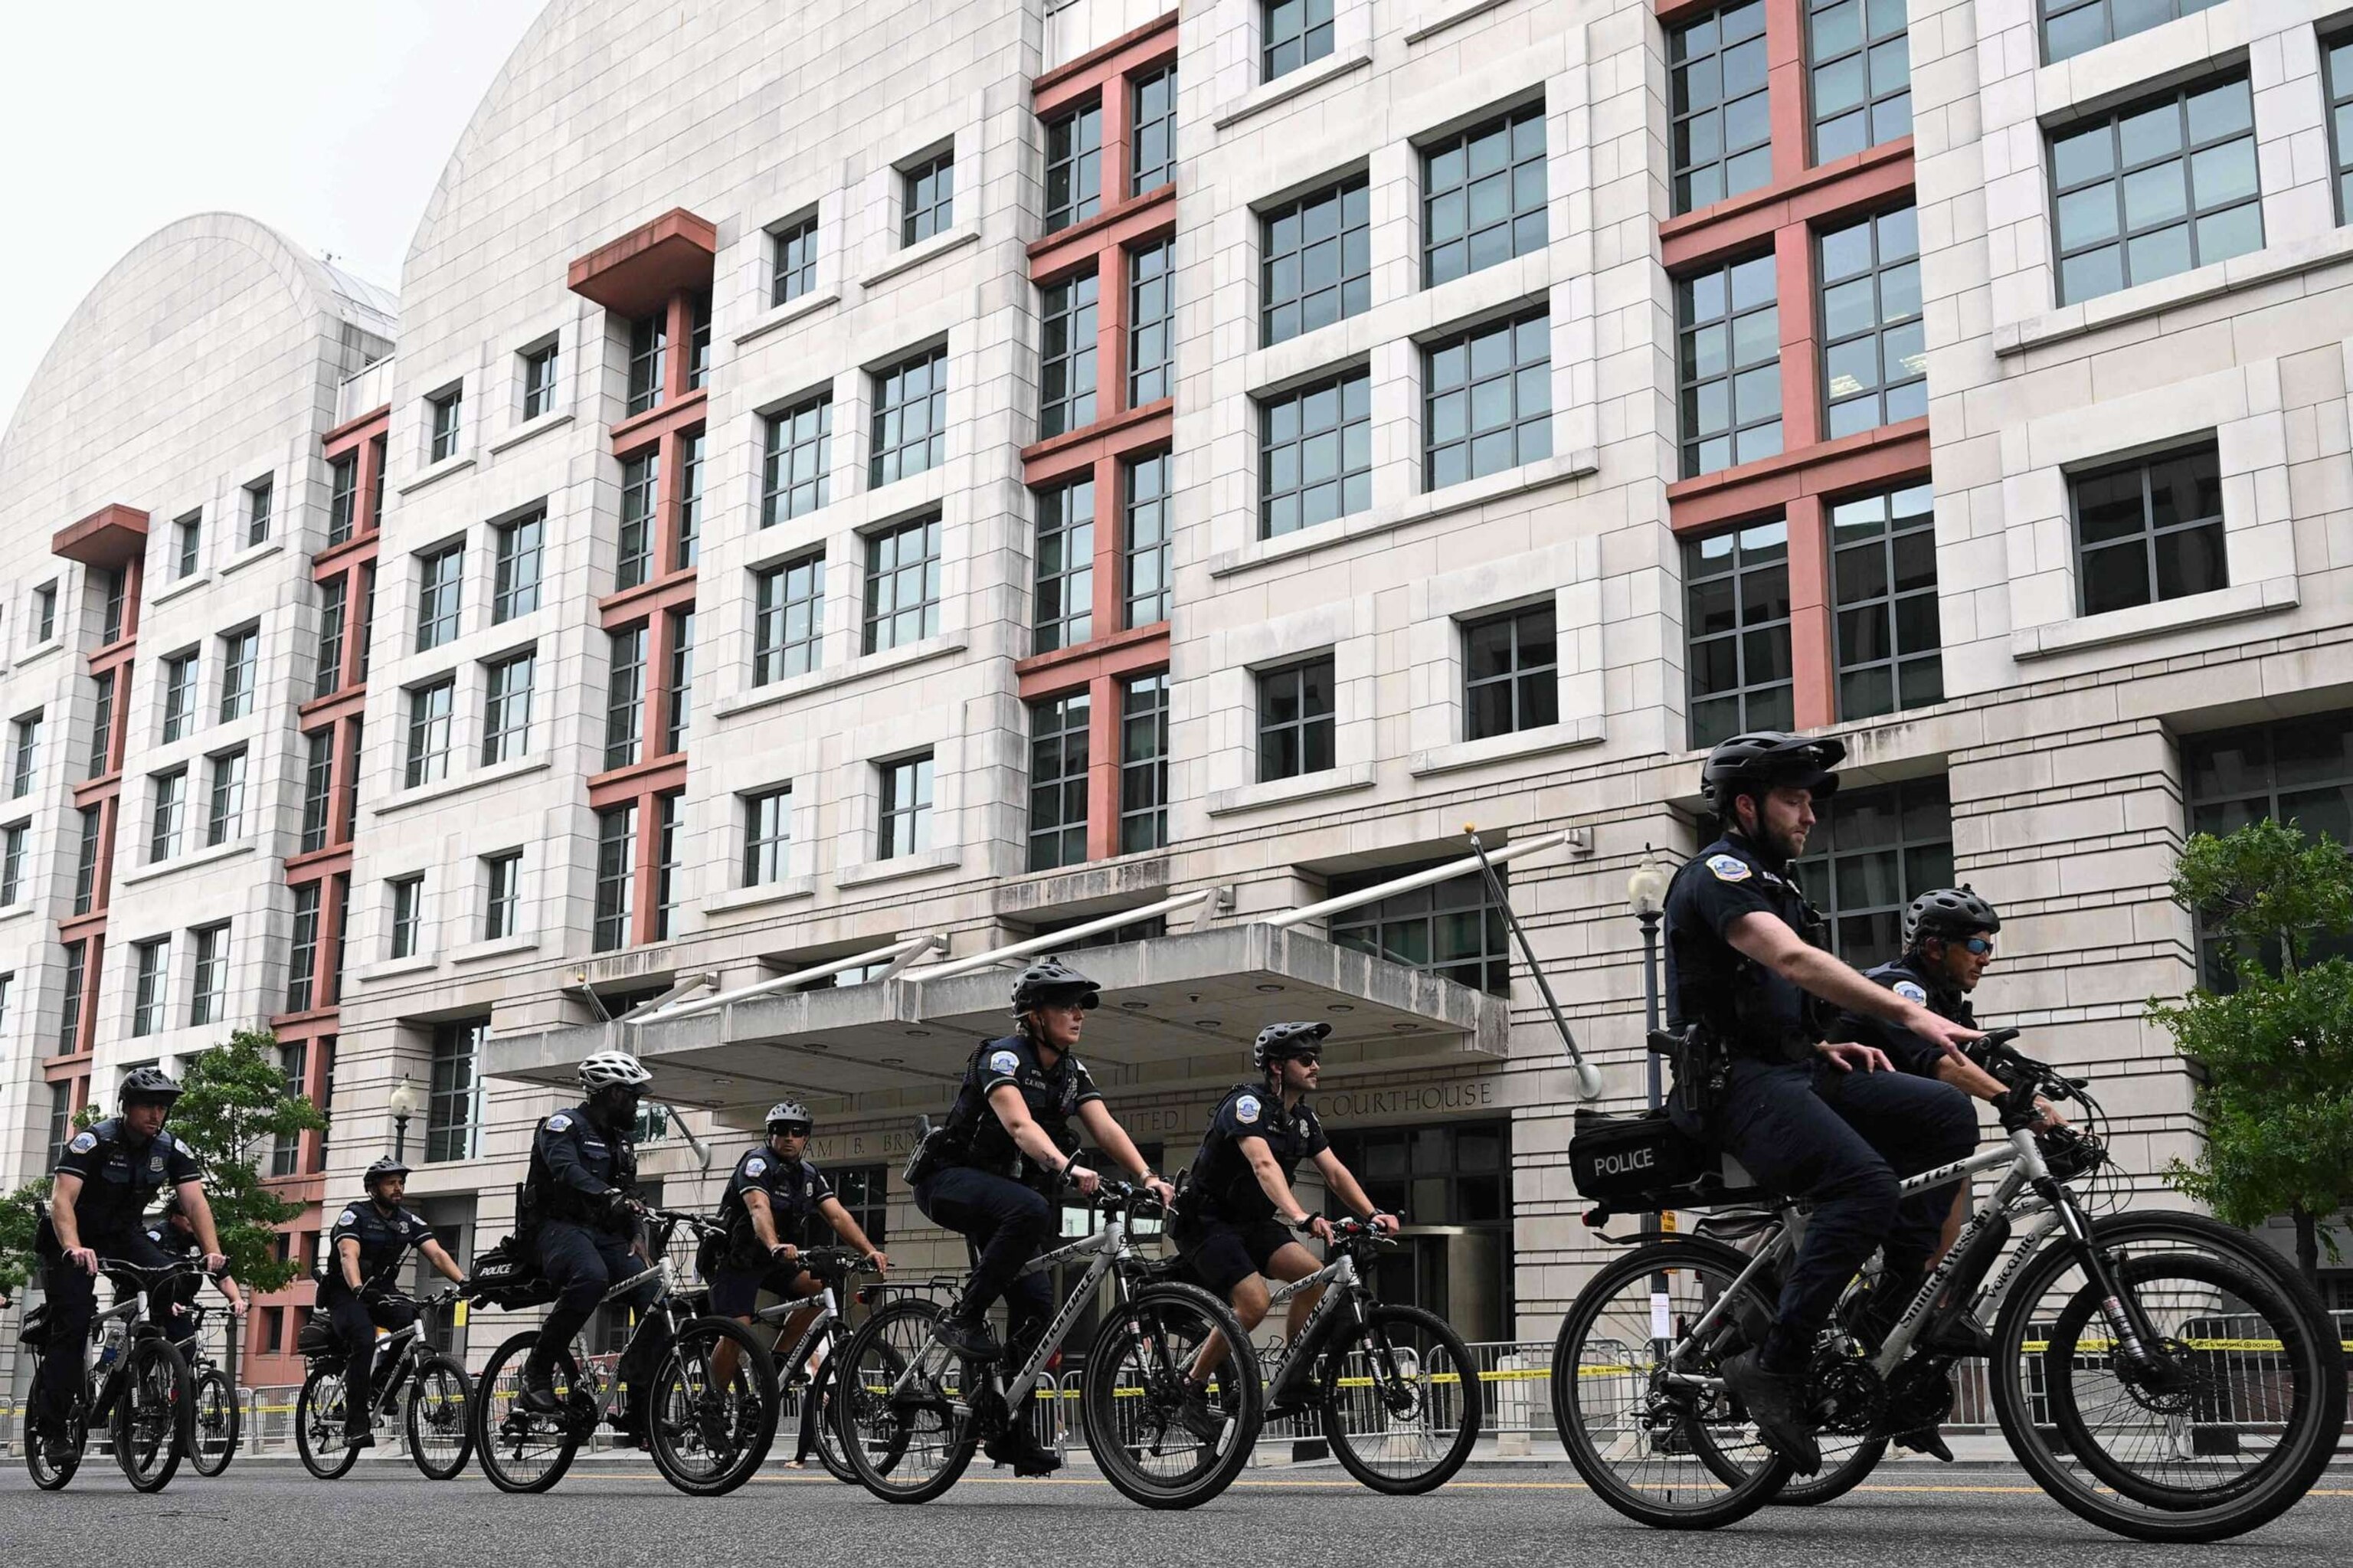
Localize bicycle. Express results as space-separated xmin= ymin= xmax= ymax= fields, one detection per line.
xmin=739 ymin=1244 xmax=876 ymax=1481
xmin=468 ymin=1207 xmax=778 ymax=1497
xmin=1250 ymin=1216 xmax=1481 ymax=1494
xmin=19 ymin=1258 xmax=206 ymax=1492
xmin=835 ymin=1180 xmax=1262 ymax=1510
xmin=178 ymin=1300 xmax=242 ymax=1477
xmin=293 ymin=1288 xmax=473 ymax=1480
xmin=1549 ymin=1028 xmax=2347 ymax=1542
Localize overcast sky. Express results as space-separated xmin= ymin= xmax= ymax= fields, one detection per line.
xmin=0 ymin=2 xmax=546 ymax=436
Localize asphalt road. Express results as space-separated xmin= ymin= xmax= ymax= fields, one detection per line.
xmin=1 ymin=1460 xmax=2342 ymax=1566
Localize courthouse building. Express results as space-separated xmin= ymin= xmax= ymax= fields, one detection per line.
xmin=5 ymin=0 xmax=2351 ymax=1381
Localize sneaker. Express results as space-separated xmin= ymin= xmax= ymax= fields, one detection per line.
xmin=342 ymin=1428 xmax=375 ymax=1452
xmin=608 ymin=1406 xmax=650 ymax=1449
xmin=695 ymin=1404 xmax=736 ymax=1455
xmin=982 ymin=1426 xmax=1061 ymax=1477
xmin=1720 ymin=1350 xmax=1821 ymax=1475
xmin=1893 ymin=1425 xmax=1955 ymax=1462
xmin=1175 ymin=1380 xmax=1226 ymax=1445
xmin=514 ymin=1363 xmax=563 ymax=1415
xmin=932 ymin=1313 xmax=1002 ymax=1360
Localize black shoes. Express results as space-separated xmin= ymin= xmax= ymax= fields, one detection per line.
xmin=1720 ymin=1350 xmax=1822 ymax=1475
xmin=983 ymin=1425 xmax=1061 ymax=1477
xmin=1893 ymin=1425 xmax=1955 ymax=1462
xmin=932 ymin=1313 xmax=1002 ymax=1360
xmin=343 ymin=1424 xmax=375 ymax=1452
xmin=1175 ymin=1380 xmax=1226 ymax=1445
xmin=515 ymin=1363 xmax=563 ymax=1414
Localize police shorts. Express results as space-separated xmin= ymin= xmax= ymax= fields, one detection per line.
xmin=1177 ymin=1216 xmax=1298 ymax=1298
xmin=709 ymin=1259 xmax=810 ymax=1318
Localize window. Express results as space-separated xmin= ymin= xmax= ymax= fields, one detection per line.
xmin=2184 ymin=712 xmax=2353 ymax=988
xmin=754 ymin=554 xmax=826 ymax=683
xmin=762 ymin=396 xmax=832 ymax=525
xmin=1124 ymin=453 xmax=1172 ymax=628
xmin=0 ymin=822 xmax=23 ymax=904
xmin=676 ymin=430 xmax=705 ymax=569
xmin=493 ymin=512 xmax=542 ymax=622
xmin=1028 ymin=692 xmax=1091 ymax=871
xmin=1820 ymin=206 xmax=1924 ymax=438
xmin=1463 ymin=604 xmax=1558 ymax=741
xmin=149 ymin=768 xmax=187 ymax=863
xmin=617 ymin=450 xmax=659 ymax=591
xmin=389 ymin=876 xmax=424 ymax=960
xmin=871 ymin=346 xmax=947 ymax=486
xmin=2050 ymin=76 xmax=2260 ymax=305
xmin=356 ymin=565 xmax=375 ymax=681
xmin=100 ymin=570 xmax=126 ymax=645
xmin=1425 ymin=309 xmax=1552 ymax=488
xmin=1263 ymin=0 xmax=1332 ymax=80
xmin=1677 ymin=254 xmax=1780 ymax=477
xmin=1121 ymin=673 xmax=1169 ymax=853
xmin=664 ymin=609 xmax=695 ymax=754
xmin=862 ymin=516 xmax=942 ymax=653
xmin=404 ymin=678 xmax=455 ymax=787
xmin=879 ymin=755 xmax=934 ymax=859
xmin=132 ymin=939 xmax=169 ymax=1036
xmin=1792 ymin=776 xmax=1955 ymax=967
xmin=687 ymin=293 xmax=712 ymax=392
xmin=1831 ymin=483 xmax=1941 ymax=718
xmin=427 ymin=1020 xmax=486 ymax=1163
xmin=1329 ymin=863 xmax=1511 ymax=994
xmin=483 ymin=650 xmax=535 ymax=764
xmin=604 ymin=626 xmax=646 ymax=770
xmin=416 ymin=542 xmax=463 ymax=651
xmin=72 ymin=807 xmax=100 ymax=914
xmin=521 ymin=342 xmax=560 ymax=421
xmin=161 ymin=653 xmax=198 ymax=742
xmin=1045 ymin=101 xmax=1102 ymax=232
xmin=1033 ymin=479 xmax=1094 ymax=654
xmin=2330 ymin=37 xmax=2353 ymax=224
xmin=1258 ymin=656 xmax=1336 ymax=781
xmin=902 ymin=150 xmax=955 ymax=244
xmin=1126 ymin=241 xmax=1176 ymax=407
xmin=428 ymin=386 xmax=463 ymax=463
xmin=594 ymin=807 xmax=636 ymax=951
xmin=1132 ymin=65 xmax=1178 ymax=192
xmin=1040 ymin=273 xmax=1099 ymax=437
xmin=218 ymin=628 xmax=259 ymax=722
xmin=173 ymin=512 xmax=201 ymax=580
xmin=368 ymin=435 xmax=387 ymax=529
xmin=744 ymin=787 xmax=792 ymax=885
xmin=483 ymin=850 xmax=523 ymax=940
xmin=327 ymin=455 xmax=358 ymax=545
xmin=1260 ymin=368 xmax=1370 ymax=538
xmin=286 ymin=883 xmax=322 ymax=1012
xmin=1262 ymin=175 xmax=1370 ymax=347
xmin=2044 ymin=0 xmax=2222 ymax=64
xmin=57 ymin=942 xmax=87 ymax=1053
xmin=1810 ymin=0 xmax=1910 ymax=162
xmin=823 ymin=1165 xmax=889 ymax=1248
xmin=627 ymin=313 xmax=666 ymax=415
xmin=2070 ymin=442 xmax=2226 ymax=616
xmin=1424 ymin=103 xmax=1547 ymax=286
xmin=34 ymin=581 xmax=56 ymax=643
xmin=87 ymin=671 xmax=113 ymax=779
xmin=313 ymin=577 xmax=347 ymax=698
xmin=190 ymin=925 xmax=227 ymax=1026
xmin=245 ymin=476 xmax=273 ymax=547
xmin=771 ymin=212 xmax=819 ymax=306
xmin=655 ymin=792 xmax=684 ymax=939
xmin=205 ymin=748 xmax=247 ymax=846
xmin=269 ymin=1041 xmax=306 ymax=1177
xmin=1684 ymin=519 xmax=1793 ymax=748
xmin=1671 ymin=2 xmax=1771 ymax=214
xmin=9 ymin=713 xmax=38 ymax=797
xmin=299 ymin=729 xmax=334 ymax=853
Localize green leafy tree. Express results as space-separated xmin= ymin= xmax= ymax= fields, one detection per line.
xmin=0 ymin=1181 xmax=50 ymax=1294
xmin=169 ymin=1028 xmax=328 ymax=1293
xmin=2155 ymin=818 xmax=2353 ymax=1284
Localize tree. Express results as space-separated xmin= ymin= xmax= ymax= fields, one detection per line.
xmin=2155 ymin=817 xmax=2353 ymax=1285
xmin=169 ymin=1028 xmax=328 ymax=1293
xmin=0 ymin=1181 xmax=48 ymax=1294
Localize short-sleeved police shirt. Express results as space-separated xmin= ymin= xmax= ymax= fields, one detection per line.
xmin=717 ymin=1146 xmax=836 ymax=1250
xmin=1661 ymin=833 xmax=1822 ymax=1058
xmin=1831 ymin=958 xmax=1974 ymax=1079
xmin=947 ymin=1034 xmax=1104 ymax=1182
xmin=53 ymin=1119 xmax=203 ymax=1241
xmin=1184 ymin=1085 xmax=1330 ymax=1224
xmin=325 ymin=1200 xmax=437 ymax=1296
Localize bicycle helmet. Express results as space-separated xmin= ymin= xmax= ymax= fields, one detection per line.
xmin=1699 ymin=732 xmax=1845 ymax=808
xmin=1903 ymin=885 xmax=2001 ymax=951
xmin=119 ymin=1066 xmax=183 ymax=1108
xmin=765 ymin=1100 xmax=813 ymax=1134
xmin=577 ymin=1049 xmax=653 ymax=1092
xmin=1008 ymin=958 xmax=1101 ymax=1016
xmin=1252 ymin=1020 xmax=1332 ymax=1072
xmin=362 ymin=1156 xmax=411 ymax=1193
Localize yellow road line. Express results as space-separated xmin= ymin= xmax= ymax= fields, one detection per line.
xmin=561 ymin=1471 xmax=2353 ymax=1498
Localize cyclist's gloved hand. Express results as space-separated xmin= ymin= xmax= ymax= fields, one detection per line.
xmin=600 ymin=1187 xmax=643 ymax=1223
xmin=1293 ymin=1214 xmax=1334 ymax=1243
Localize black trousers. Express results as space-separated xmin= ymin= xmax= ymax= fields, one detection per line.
xmin=34 ymin=1226 xmax=176 ymax=1428
xmin=320 ymin=1288 xmax=417 ymax=1431
xmin=915 ymin=1165 xmax=1053 ymax=1337
xmin=532 ymin=1221 xmax=667 ymax=1407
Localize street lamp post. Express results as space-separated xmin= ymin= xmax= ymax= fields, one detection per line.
xmin=1627 ymin=852 xmax=1673 ymax=1256
xmin=388 ymin=1075 xmax=421 ymax=1164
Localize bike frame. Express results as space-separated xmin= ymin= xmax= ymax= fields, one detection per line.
xmin=895 ymin=1216 xmax=1141 ymax=1411
xmin=1261 ymin=1250 xmax=1366 ymax=1408
xmin=761 ymin=1283 xmax=842 ymax=1382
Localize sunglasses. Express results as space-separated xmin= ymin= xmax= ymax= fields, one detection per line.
xmin=774 ymin=1124 xmax=812 ymax=1139
xmin=1288 ymin=1052 xmax=1322 ymax=1066
xmin=1959 ymin=938 xmax=1995 ymax=956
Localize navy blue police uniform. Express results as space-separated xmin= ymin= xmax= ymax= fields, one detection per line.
xmin=1173 ymin=1084 xmax=1329 ymax=1297
xmin=708 ymin=1145 xmax=837 ymax=1316
xmin=320 ymin=1199 xmax=437 ymax=1425
xmin=136 ymin=1219 xmax=207 ymax=1348
xmin=1834 ymin=956 xmax=1975 ymax=1077
xmin=521 ymin=1103 xmax=668 ymax=1407
xmin=1662 ymin=832 xmax=1976 ymax=1372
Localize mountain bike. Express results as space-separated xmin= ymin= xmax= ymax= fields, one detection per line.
xmin=1249 ymin=1216 xmax=1480 ymax=1494
xmin=1550 ymin=1029 xmax=2346 ymax=1542
xmin=178 ymin=1301 xmax=241 ymax=1477
xmin=836 ymin=1180 xmax=1262 ymax=1509
xmin=469 ymin=1207 xmax=778 ymax=1496
xmin=19 ymin=1259 xmax=205 ymax=1492
xmin=293 ymin=1288 xmax=472 ymax=1480
xmin=741 ymin=1244 xmax=876 ymax=1481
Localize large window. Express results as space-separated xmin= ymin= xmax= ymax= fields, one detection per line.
xmin=862 ymin=516 xmax=942 ymax=653
xmin=286 ymin=882 xmax=322 ymax=1013
xmin=871 ymin=346 xmax=947 ymax=486
xmin=1258 ymin=656 xmax=1336 ymax=782
xmin=1262 ymin=175 xmax=1370 ymax=348
xmin=1040 ymin=273 xmax=1098 ymax=438
xmin=594 ymin=806 xmax=636 ymax=952
xmin=879 ymin=754 xmax=934 ymax=859
xmin=327 ymin=456 xmax=358 ymax=545
xmin=676 ymin=430 xmax=705 ymax=570
xmin=100 ymin=571 xmax=126 ymax=644
xmin=87 ymin=671 xmax=114 ymax=779
xmin=1121 ymin=673 xmax=1169 ymax=853
xmin=617 ymin=450 xmax=659 ymax=591
xmin=902 ymin=150 xmax=955 ymax=245
xmin=823 ymin=1166 xmax=890 ymax=1249
xmin=1677 ymin=254 xmax=1780 ymax=477
xmin=389 ymin=875 xmax=425 ymax=960
xmin=57 ymin=941 xmax=87 ymax=1054
xmin=1033 ymin=479 xmax=1094 ymax=654
xmin=1463 ymin=603 xmax=1559 ymax=741
xmin=493 ymin=512 xmax=542 ymax=623
xmin=416 ymin=543 xmax=463 ymax=651
xmin=2070 ymin=441 xmax=2226 ymax=615
xmin=654 ymin=793 xmax=683 ymax=940
xmin=771 ymin=212 xmax=819 ymax=306
xmin=483 ymin=650 xmax=535 ymax=764
xmin=299 ymin=730 xmax=334 ymax=853
xmin=427 ymin=1020 xmax=486 ymax=1163
xmin=1132 ymin=66 xmax=1178 ymax=193
xmin=218 ymin=627 xmax=259 ymax=722
xmin=484 ymin=851 xmax=523 ymax=941
xmin=132 ymin=938 xmax=169 ymax=1036
xmin=405 ymin=679 xmax=455 ymax=787
xmin=205 ymin=748 xmax=247 ymax=846
xmin=1124 ymin=453 xmax=1172 ymax=629
xmin=161 ymin=653 xmax=198 ymax=743
xmin=1321 ymin=1119 xmax=1510 ymax=1337
xmin=1129 ymin=241 xmax=1174 ymax=406
xmin=1029 ymin=692 xmax=1091 ymax=871
xmin=604 ymin=626 xmax=647 ymax=771
xmin=2184 ymin=712 xmax=2353 ymax=988
xmin=1422 ymin=103 xmax=1548 ymax=286
xmin=1820 ymin=205 xmax=1923 ymax=438
xmin=1671 ymin=2 xmax=1771 ymax=215
xmin=2050 ymin=74 xmax=2260 ymax=306
xmin=1329 ymin=863 xmax=1510 ymax=994
xmin=762 ymin=396 xmax=832 ymax=525
xmin=2042 ymin=0 xmax=2222 ymax=64
xmin=1831 ymin=483 xmax=1941 ymax=718
xmin=149 ymin=768 xmax=186 ymax=863
xmin=313 ymin=578 xmax=348 ymax=698
xmin=754 ymin=553 xmax=826 ymax=683
xmin=744 ymin=787 xmax=792 ymax=885
xmin=627 ymin=313 xmax=666 ymax=415
xmin=1685 ymin=519 xmax=1793 ymax=748
xmin=1425 ymin=310 xmax=1552 ymax=489
xmin=1261 ymin=368 xmax=1371 ymax=539
xmin=1045 ymin=101 xmax=1102 ymax=233
xmin=1809 ymin=0 xmax=1910 ymax=162
xmin=268 ymin=1040 xmax=306 ymax=1177
xmin=1792 ymin=776 xmax=1955 ymax=968
xmin=1262 ymin=0 xmax=1332 ymax=81
xmin=190 ymin=924 xmax=228 ymax=1027
xmin=72 ymin=807 xmax=99 ymax=913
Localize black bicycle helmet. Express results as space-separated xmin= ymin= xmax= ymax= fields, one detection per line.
xmin=1252 ymin=1020 xmax=1332 ymax=1072
xmin=1903 ymin=885 xmax=2001 ymax=951
xmin=1009 ymin=958 xmax=1101 ymax=1016
xmin=1700 ymin=732 xmax=1845 ymax=808
xmin=119 ymin=1066 xmax=183 ymax=1108
xmin=362 ymin=1157 xmax=411 ymax=1192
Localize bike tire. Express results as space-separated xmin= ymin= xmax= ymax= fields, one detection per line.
xmin=405 ymin=1354 xmax=475 ymax=1481
xmin=24 ymin=1370 xmax=84 ymax=1491
xmin=1318 ymin=1302 xmax=1481 ymax=1495
xmin=1082 ymin=1281 xmax=1264 ymax=1511
xmin=646 ymin=1317 xmax=780 ymax=1497
xmin=835 ymin=1298 xmax=979 ymax=1504
xmin=807 ymin=1343 xmax=859 ymax=1484
xmin=188 ymin=1365 xmax=240 ymax=1477
xmin=296 ymin=1363 xmax=361 ymax=1480
xmin=470 ymin=1331 xmax=584 ymax=1495
xmin=1764 ymin=1437 xmax=1887 ymax=1505
xmin=112 ymin=1337 xmax=192 ymax=1493
xmin=1990 ymin=1214 xmax=2347 ymax=1543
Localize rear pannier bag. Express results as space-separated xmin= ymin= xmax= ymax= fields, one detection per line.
xmin=1568 ymin=1108 xmax=1713 ymax=1203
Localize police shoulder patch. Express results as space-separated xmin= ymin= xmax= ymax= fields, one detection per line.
xmin=1234 ymin=1094 xmax=1262 ymax=1124
xmin=547 ymin=1112 xmax=573 ymax=1133
xmin=989 ymin=1049 xmax=1022 ymax=1075
xmin=1893 ymin=980 xmax=1929 ymax=1004
xmin=744 ymin=1156 xmax=767 ymax=1177
xmin=1706 ymin=853 xmax=1752 ymax=883
xmin=339 ymin=1209 xmax=358 ymax=1226
xmin=67 ymin=1131 xmax=97 ymax=1154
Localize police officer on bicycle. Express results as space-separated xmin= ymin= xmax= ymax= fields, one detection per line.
xmin=142 ymin=1189 xmax=247 ymax=1354
xmin=320 ymin=1157 xmax=466 ymax=1449
xmin=913 ymin=959 xmax=1173 ymax=1475
xmin=1662 ymin=733 xmax=1983 ymax=1472
xmin=30 ymin=1068 xmax=225 ymax=1462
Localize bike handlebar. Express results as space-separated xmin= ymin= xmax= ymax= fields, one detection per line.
xmin=93 ymin=1258 xmax=218 ymax=1282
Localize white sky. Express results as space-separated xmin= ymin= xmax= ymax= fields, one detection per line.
xmin=0 ymin=1 xmax=547 ymax=435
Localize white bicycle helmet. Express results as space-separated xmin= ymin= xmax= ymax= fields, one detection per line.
xmin=765 ymin=1100 xmax=812 ymax=1132
xmin=578 ymin=1049 xmax=653 ymax=1092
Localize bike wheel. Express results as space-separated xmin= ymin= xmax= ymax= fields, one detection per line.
xmin=1082 ymin=1282 xmax=1264 ymax=1511
xmin=405 ymin=1354 xmax=475 ymax=1481
xmin=296 ymin=1363 xmax=361 ymax=1480
xmin=647 ymin=1318 xmax=779 ymax=1497
xmin=1991 ymin=1216 xmax=2346 ymax=1543
xmin=470 ymin=1331 xmax=584 ymax=1495
xmin=1763 ymin=1435 xmax=1887 ymax=1505
xmin=25 ymin=1370 xmax=84 ymax=1491
xmin=111 ymin=1337 xmax=192 ymax=1493
xmin=807 ymin=1342 xmax=859 ymax=1484
xmin=1550 ymin=1237 xmax=1792 ymax=1530
xmin=836 ymin=1298 xmax=979 ymax=1503
xmin=188 ymin=1366 xmax=239 ymax=1477
xmin=1318 ymin=1302 xmax=1481 ymax=1494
